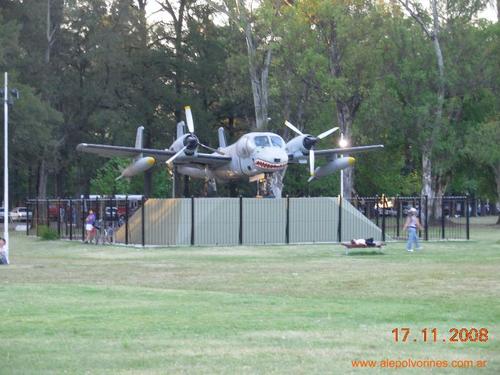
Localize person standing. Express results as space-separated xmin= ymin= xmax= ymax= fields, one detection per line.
xmin=403 ymin=207 xmax=422 ymax=252
xmin=0 ymin=238 xmax=8 ymax=265
xmin=84 ymin=209 xmax=96 ymax=243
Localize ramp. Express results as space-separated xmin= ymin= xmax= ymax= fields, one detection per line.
xmin=115 ymin=197 xmax=382 ymax=246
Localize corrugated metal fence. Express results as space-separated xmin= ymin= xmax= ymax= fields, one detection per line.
xmin=26 ymin=197 xmax=382 ymax=246
xmin=25 ymin=195 xmax=469 ymax=246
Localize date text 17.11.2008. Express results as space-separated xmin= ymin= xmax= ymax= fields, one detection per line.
xmin=391 ymin=328 xmax=489 ymax=343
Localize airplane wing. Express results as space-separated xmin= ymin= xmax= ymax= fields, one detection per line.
xmin=76 ymin=143 xmax=232 ymax=167
xmin=173 ymin=153 xmax=232 ymax=166
xmin=288 ymin=144 xmax=384 ymax=163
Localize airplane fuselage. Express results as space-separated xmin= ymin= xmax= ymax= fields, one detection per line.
xmin=176 ymin=132 xmax=288 ymax=181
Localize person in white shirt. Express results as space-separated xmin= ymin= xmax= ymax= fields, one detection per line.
xmin=403 ymin=208 xmax=422 ymax=252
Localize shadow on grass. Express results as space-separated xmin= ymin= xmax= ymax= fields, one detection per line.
xmin=345 ymin=250 xmax=385 ymax=256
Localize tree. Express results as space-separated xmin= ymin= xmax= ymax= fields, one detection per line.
xmin=466 ymin=119 xmax=500 ymax=223
xmin=208 ymin=0 xmax=276 ymax=130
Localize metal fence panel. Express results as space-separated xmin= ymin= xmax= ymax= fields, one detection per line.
xmin=289 ymin=197 xmax=339 ymax=243
xmin=194 ymin=198 xmax=239 ymax=245
xmin=341 ymin=201 xmax=383 ymax=242
xmin=139 ymin=198 xmax=191 ymax=246
xmin=242 ymin=198 xmax=286 ymax=245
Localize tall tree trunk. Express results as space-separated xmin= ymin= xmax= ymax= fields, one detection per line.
xmin=399 ymin=0 xmax=445 ymax=219
xmin=45 ymin=0 xmax=56 ymax=63
xmin=421 ymin=144 xmax=433 ymax=208
xmin=159 ymin=0 xmax=187 ymax=123
xmin=37 ymin=159 xmax=48 ymax=199
xmin=336 ymin=101 xmax=354 ymax=199
xmin=208 ymin=0 xmax=272 ymax=130
xmin=433 ymin=173 xmax=449 ymax=220
xmin=244 ymin=22 xmax=271 ymax=129
xmin=143 ymin=127 xmax=153 ymax=197
xmin=325 ymin=19 xmax=359 ymax=199
xmin=426 ymin=0 xmax=445 ymax=218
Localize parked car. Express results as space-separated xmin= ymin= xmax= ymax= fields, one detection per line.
xmin=374 ymin=197 xmax=398 ymax=216
xmin=10 ymin=207 xmax=30 ymax=221
xmin=105 ymin=207 xmax=119 ymax=220
xmin=376 ymin=207 xmax=398 ymax=216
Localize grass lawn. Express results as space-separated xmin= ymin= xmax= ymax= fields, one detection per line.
xmin=1 ymin=222 xmax=499 ymax=374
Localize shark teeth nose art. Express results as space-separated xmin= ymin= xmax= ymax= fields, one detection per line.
xmin=255 ymin=159 xmax=287 ymax=170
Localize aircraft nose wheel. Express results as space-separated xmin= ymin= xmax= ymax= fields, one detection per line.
xmin=256 ymin=173 xmax=274 ymax=198
xmin=204 ymin=178 xmax=217 ymax=197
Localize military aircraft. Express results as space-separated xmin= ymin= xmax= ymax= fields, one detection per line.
xmin=77 ymin=106 xmax=384 ymax=196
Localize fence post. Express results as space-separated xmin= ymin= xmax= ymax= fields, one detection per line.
xmin=26 ymin=199 xmax=30 ymax=236
xmin=82 ymin=199 xmax=86 ymax=242
xmin=57 ymin=198 xmax=61 ymax=238
xmin=466 ymin=194 xmax=470 ymax=240
xmin=424 ymin=195 xmax=429 ymax=241
xmin=46 ymin=199 xmax=49 ymax=227
xmin=337 ymin=195 xmax=342 ymax=243
xmin=285 ymin=195 xmax=290 ymax=245
xmin=191 ymin=196 xmax=195 ymax=246
xmin=375 ymin=194 xmax=379 ymax=227
xmin=108 ymin=196 xmax=112 ymax=228
xmin=69 ymin=199 xmax=73 ymax=241
xmin=141 ymin=196 xmax=146 ymax=247
xmin=396 ymin=195 xmax=400 ymax=239
xmin=238 ymin=195 xmax=243 ymax=245
xmin=125 ymin=195 xmax=129 ymax=245
xmin=441 ymin=197 xmax=445 ymax=240
xmin=382 ymin=197 xmax=386 ymax=242
xmin=36 ymin=199 xmax=39 ymax=236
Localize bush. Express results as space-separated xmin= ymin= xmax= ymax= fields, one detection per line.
xmin=38 ymin=225 xmax=59 ymax=240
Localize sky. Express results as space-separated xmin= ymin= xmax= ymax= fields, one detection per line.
xmin=145 ymin=1 xmax=498 ymax=24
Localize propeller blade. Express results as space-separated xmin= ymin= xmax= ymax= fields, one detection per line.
xmin=199 ymin=142 xmax=226 ymax=155
xmin=166 ymin=145 xmax=187 ymax=166
xmin=317 ymin=127 xmax=339 ymax=139
xmin=309 ymin=149 xmax=315 ymax=176
xmin=185 ymin=106 xmax=195 ymax=133
xmin=285 ymin=121 xmax=303 ymax=136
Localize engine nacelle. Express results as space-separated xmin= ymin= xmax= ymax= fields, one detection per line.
xmin=286 ymin=135 xmax=307 ymax=158
xmin=313 ymin=157 xmax=355 ymax=179
xmin=117 ymin=157 xmax=155 ymax=179
xmin=236 ymin=135 xmax=256 ymax=157
xmin=286 ymin=134 xmax=318 ymax=160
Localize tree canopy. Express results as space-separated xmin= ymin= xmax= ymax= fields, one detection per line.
xmin=0 ymin=0 xmax=498 ymax=210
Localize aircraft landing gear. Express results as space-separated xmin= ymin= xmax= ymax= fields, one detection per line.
xmin=256 ymin=173 xmax=274 ymax=198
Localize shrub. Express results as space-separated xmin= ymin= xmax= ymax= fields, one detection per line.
xmin=38 ymin=225 xmax=59 ymax=240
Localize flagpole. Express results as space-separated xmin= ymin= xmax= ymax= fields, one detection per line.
xmin=4 ymin=72 xmax=9 ymax=264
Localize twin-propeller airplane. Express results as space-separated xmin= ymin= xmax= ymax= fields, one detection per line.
xmin=77 ymin=106 xmax=383 ymax=196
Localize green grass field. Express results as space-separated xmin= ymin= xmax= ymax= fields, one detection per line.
xmin=1 ymin=221 xmax=499 ymax=374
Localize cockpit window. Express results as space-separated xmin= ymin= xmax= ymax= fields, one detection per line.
xmin=254 ymin=136 xmax=270 ymax=147
xmin=270 ymin=136 xmax=284 ymax=148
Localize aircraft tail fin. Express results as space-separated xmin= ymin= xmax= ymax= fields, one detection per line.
xmin=135 ymin=126 xmax=144 ymax=149
xmin=218 ymin=127 xmax=227 ymax=148
xmin=177 ymin=121 xmax=186 ymax=139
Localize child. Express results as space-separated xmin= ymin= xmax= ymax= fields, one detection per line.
xmin=403 ymin=207 xmax=422 ymax=252
xmin=84 ymin=210 xmax=97 ymax=243
xmin=0 ymin=237 xmax=8 ymax=265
